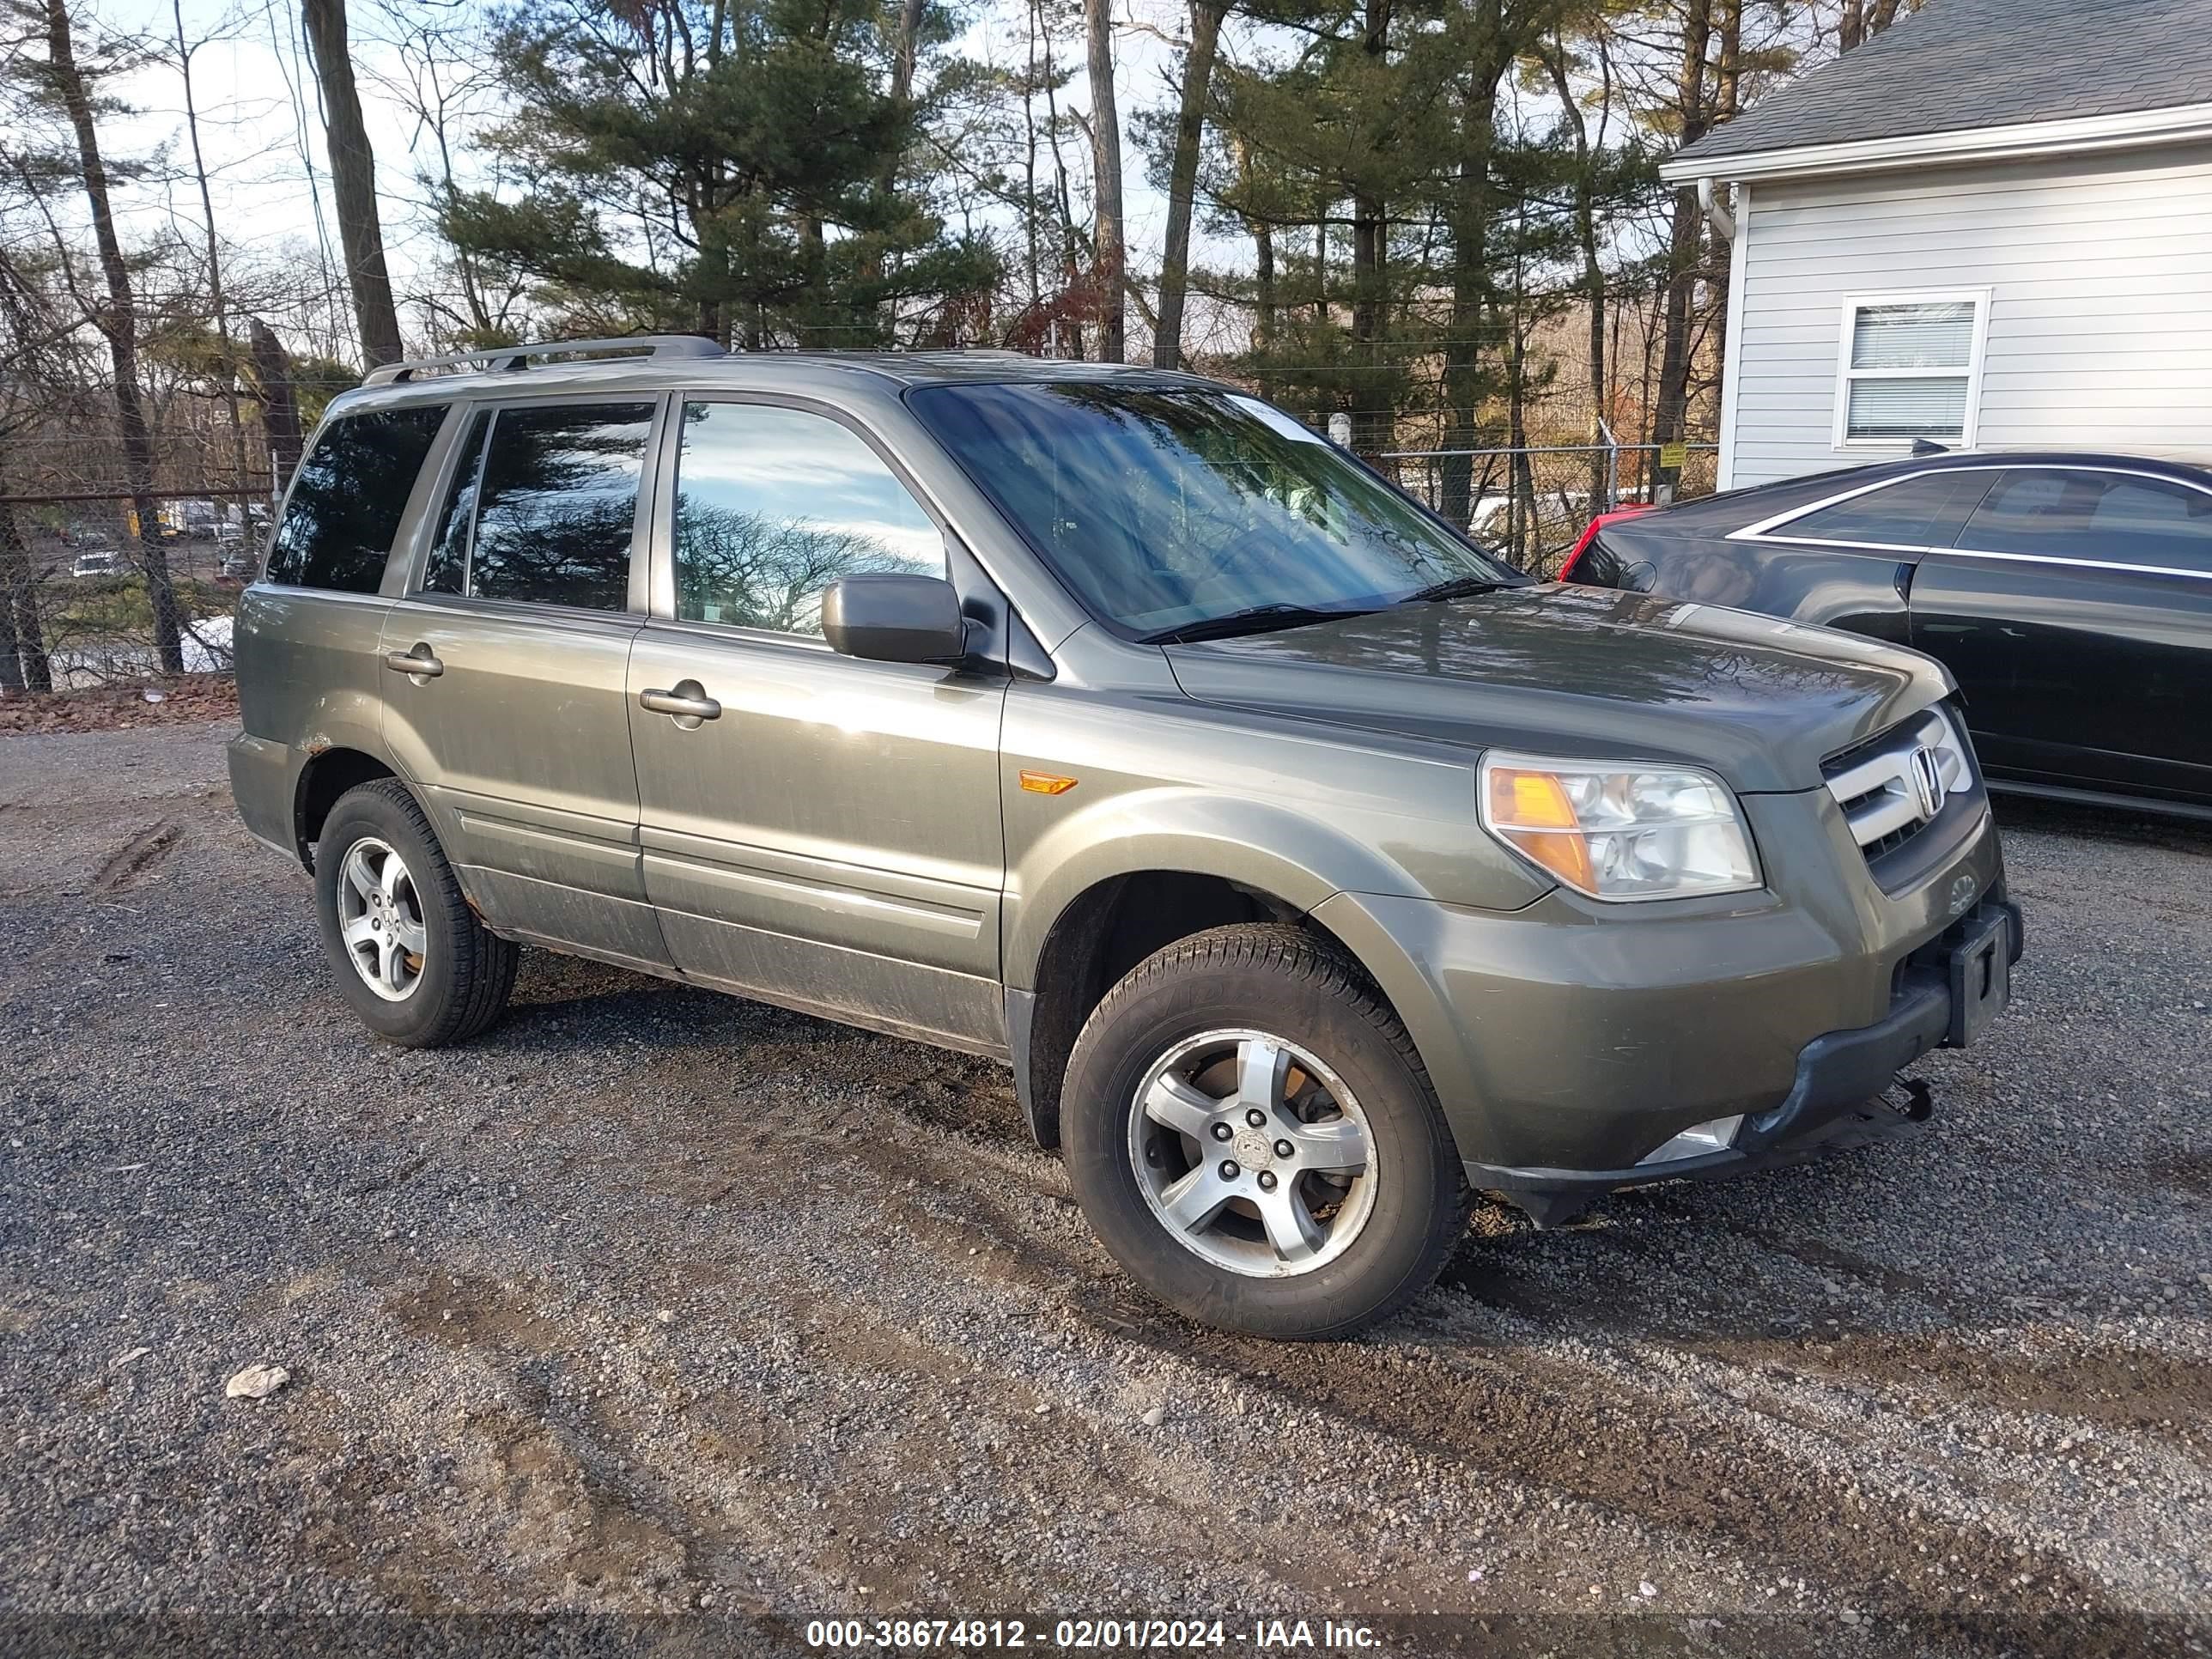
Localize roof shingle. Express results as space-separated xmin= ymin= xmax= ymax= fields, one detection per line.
xmin=1675 ymin=0 xmax=2212 ymax=166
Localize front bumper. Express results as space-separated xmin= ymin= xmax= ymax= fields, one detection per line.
xmin=1310 ymin=786 xmax=2018 ymax=1209
xmin=1464 ymin=897 xmax=2020 ymax=1216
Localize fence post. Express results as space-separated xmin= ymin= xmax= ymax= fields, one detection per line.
xmin=1595 ymin=417 xmax=1620 ymax=513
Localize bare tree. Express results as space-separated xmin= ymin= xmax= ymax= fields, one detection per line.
xmin=1540 ymin=22 xmax=1613 ymax=502
xmin=1650 ymin=0 xmax=1712 ymax=499
xmin=1837 ymin=0 xmax=1907 ymax=51
xmin=301 ymin=0 xmax=404 ymax=366
xmin=170 ymin=0 xmax=251 ymax=493
xmin=39 ymin=0 xmax=184 ymax=672
xmin=1154 ymin=0 xmax=1224 ymax=370
xmin=1083 ymin=0 xmax=1125 ymax=362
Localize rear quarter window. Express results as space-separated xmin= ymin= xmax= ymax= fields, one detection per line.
xmin=264 ymin=405 xmax=449 ymax=592
xmin=1766 ymin=470 xmax=1994 ymax=550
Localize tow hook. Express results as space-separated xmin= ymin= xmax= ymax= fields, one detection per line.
xmin=1887 ymin=1076 xmax=1935 ymax=1122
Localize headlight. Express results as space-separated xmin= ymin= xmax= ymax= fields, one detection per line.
xmin=1478 ymin=752 xmax=1761 ymax=902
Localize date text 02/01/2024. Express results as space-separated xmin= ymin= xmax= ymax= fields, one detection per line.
xmin=803 ymin=1617 xmax=1382 ymax=1650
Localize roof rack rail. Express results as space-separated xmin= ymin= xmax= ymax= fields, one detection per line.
xmin=362 ymin=334 xmax=726 ymax=387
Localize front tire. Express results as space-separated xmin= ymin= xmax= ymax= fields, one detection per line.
xmin=1061 ymin=925 xmax=1468 ymax=1340
xmin=313 ymin=779 xmax=517 ymax=1048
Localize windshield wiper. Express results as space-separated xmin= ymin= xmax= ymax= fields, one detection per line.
xmin=1141 ymin=603 xmax=1376 ymax=646
xmin=1400 ymin=573 xmax=1522 ymax=605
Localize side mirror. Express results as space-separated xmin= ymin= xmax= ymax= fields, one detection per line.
xmin=821 ymin=574 xmax=970 ymax=665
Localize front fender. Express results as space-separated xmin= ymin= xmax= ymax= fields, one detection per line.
xmin=1004 ymin=787 xmax=1418 ymax=990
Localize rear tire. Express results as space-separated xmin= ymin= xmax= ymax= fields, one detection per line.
xmin=313 ymin=779 xmax=517 ymax=1048
xmin=1061 ymin=924 xmax=1468 ymax=1340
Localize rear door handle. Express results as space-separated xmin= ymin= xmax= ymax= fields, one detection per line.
xmin=639 ymin=684 xmax=721 ymax=724
xmin=385 ymin=647 xmax=444 ymax=678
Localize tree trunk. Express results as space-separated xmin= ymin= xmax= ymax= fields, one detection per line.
xmin=1153 ymin=0 xmax=1224 ymax=370
xmin=1083 ymin=0 xmax=1125 ymax=362
xmin=301 ymin=0 xmax=405 ymax=368
xmin=174 ymin=0 xmax=253 ymax=495
xmin=1704 ymin=0 xmax=1741 ymax=380
xmin=1313 ymin=217 xmax=1328 ymax=322
xmin=1439 ymin=9 xmax=1513 ymax=529
xmin=45 ymin=0 xmax=183 ymax=674
xmin=862 ymin=0 xmax=930 ymax=310
xmin=1506 ymin=313 xmax=1529 ymax=565
xmin=1542 ymin=41 xmax=1607 ymax=505
xmin=0 ymin=582 xmax=21 ymax=695
xmin=250 ymin=319 xmax=305 ymax=497
xmin=1349 ymin=0 xmax=1393 ymax=451
xmin=1022 ymin=3 xmax=1042 ymax=316
xmin=1232 ymin=136 xmax=1275 ymax=348
xmin=1036 ymin=0 xmax=1085 ymax=358
xmin=1651 ymin=0 xmax=1712 ymax=497
xmin=0 ymin=486 xmax=52 ymax=694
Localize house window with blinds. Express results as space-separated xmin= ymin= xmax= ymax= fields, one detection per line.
xmin=1832 ymin=291 xmax=1989 ymax=449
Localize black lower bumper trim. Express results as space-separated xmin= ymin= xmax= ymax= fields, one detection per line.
xmin=1468 ymin=896 xmax=2020 ymax=1222
xmin=1467 ymin=1091 xmax=1928 ymax=1213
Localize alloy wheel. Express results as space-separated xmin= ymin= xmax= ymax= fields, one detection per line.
xmin=337 ymin=836 xmax=428 ymax=1001
xmin=1127 ymin=1028 xmax=1377 ymax=1278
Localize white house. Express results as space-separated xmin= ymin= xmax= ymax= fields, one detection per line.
xmin=1664 ymin=0 xmax=2212 ymax=491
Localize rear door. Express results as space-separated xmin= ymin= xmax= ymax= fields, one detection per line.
xmin=239 ymin=403 xmax=453 ymax=803
xmin=1909 ymin=466 xmax=2212 ymax=801
xmin=626 ymin=397 xmax=1008 ymax=1051
xmin=380 ymin=395 xmax=673 ymax=970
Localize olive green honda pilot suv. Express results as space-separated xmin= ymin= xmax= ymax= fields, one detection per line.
xmin=230 ymin=337 xmax=2022 ymax=1340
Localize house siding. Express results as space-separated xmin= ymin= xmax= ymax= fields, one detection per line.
xmin=1726 ymin=141 xmax=2212 ymax=488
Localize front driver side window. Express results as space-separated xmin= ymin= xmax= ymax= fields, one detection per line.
xmin=1954 ymin=468 xmax=2212 ymax=574
xmin=672 ymin=401 xmax=945 ymax=636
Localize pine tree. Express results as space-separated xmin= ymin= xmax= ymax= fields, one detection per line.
xmin=442 ymin=0 xmax=1000 ymax=349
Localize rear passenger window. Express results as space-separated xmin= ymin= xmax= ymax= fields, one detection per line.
xmin=420 ymin=401 xmax=654 ymax=611
xmin=1772 ymin=471 xmax=1993 ymax=549
xmin=264 ymin=405 xmax=448 ymax=592
xmin=421 ymin=410 xmax=489 ymax=595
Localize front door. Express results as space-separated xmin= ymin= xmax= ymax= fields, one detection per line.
xmin=380 ymin=395 xmax=672 ymax=970
xmin=1911 ymin=466 xmax=2212 ymax=802
xmin=627 ymin=398 xmax=1008 ymax=1051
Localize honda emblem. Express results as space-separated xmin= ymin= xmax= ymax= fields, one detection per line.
xmin=1909 ymin=746 xmax=1947 ymax=819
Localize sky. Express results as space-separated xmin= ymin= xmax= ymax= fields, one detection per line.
xmin=86 ymin=0 xmax=1243 ymax=362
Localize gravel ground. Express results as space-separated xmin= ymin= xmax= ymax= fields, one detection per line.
xmin=1 ymin=719 xmax=2207 ymax=1658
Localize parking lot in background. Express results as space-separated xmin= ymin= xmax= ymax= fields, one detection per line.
xmin=2 ymin=717 xmax=2206 ymax=1654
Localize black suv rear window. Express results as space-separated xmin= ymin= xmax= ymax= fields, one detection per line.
xmin=264 ymin=406 xmax=448 ymax=592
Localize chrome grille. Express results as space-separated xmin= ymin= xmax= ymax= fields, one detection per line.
xmin=1822 ymin=709 xmax=1971 ymax=860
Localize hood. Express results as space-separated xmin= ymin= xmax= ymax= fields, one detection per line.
xmin=1163 ymin=585 xmax=1952 ymax=793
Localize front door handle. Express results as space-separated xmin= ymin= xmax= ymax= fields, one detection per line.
xmin=385 ymin=647 xmax=444 ymax=678
xmin=639 ymin=683 xmax=721 ymax=726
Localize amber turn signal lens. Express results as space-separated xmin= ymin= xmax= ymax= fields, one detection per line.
xmin=1484 ymin=766 xmax=1596 ymax=891
xmin=1491 ymin=767 xmax=1577 ymax=830
xmin=1019 ymin=771 xmax=1078 ymax=795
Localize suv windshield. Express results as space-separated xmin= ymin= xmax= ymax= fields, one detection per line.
xmin=909 ymin=382 xmax=1516 ymax=640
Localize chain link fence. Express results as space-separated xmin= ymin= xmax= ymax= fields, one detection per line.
xmin=1378 ymin=441 xmax=1721 ymax=578
xmin=1 ymin=487 xmax=264 ymax=693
